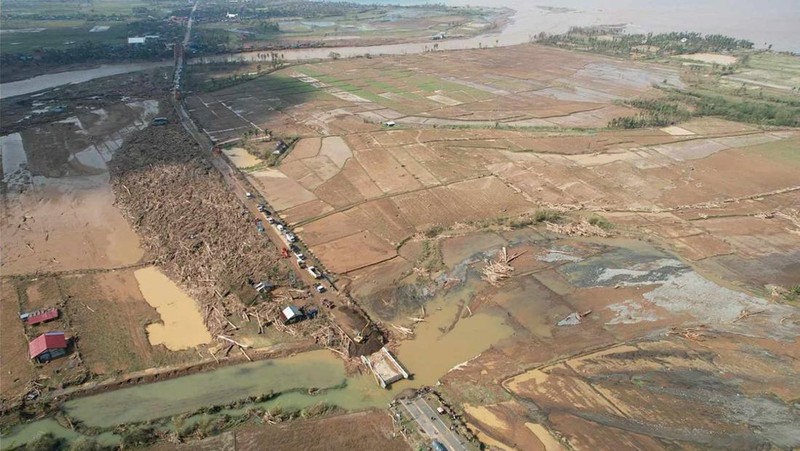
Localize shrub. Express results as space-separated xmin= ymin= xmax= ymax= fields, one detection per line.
xmin=26 ymin=433 xmax=63 ymax=451
xmin=120 ymin=426 xmax=156 ymax=448
xmin=534 ymin=209 xmax=562 ymax=223
xmin=588 ymin=215 xmax=613 ymax=230
xmin=69 ymin=437 xmax=101 ymax=451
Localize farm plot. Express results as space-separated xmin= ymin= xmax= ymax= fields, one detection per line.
xmin=187 ymin=44 xmax=685 ymax=136
xmin=251 ymin=122 xmax=799 ymax=282
xmin=501 ymin=335 xmax=800 ymax=450
xmin=59 ymin=270 xmax=199 ymax=374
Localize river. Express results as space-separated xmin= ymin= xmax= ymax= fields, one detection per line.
xmin=2 ymin=1 xmax=797 ymax=98
xmin=0 ymin=62 xmax=171 ymax=99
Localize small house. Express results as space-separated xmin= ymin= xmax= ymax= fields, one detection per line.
xmin=24 ymin=308 xmax=59 ymax=326
xmin=29 ymin=331 xmax=68 ymax=363
xmin=281 ymin=305 xmax=303 ymax=325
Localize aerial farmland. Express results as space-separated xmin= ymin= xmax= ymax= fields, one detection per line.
xmin=1 ymin=0 xmax=799 ymax=450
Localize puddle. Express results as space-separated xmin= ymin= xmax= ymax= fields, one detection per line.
xmin=392 ymin=277 xmax=515 ymax=388
xmin=1 ymin=133 xmax=31 ymax=190
xmin=134 ymin=266 xmax=212 ymax=350
xmin=490 ymin=276 xmax=566 ymax=338
xmin=222 ymin=147 xmax=262 ymax=168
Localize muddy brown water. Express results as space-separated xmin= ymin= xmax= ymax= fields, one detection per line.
xmin=134 ymin=266 xmax=212 ymax=351
xmin=52 ymin=292 xmax=513 ymax=429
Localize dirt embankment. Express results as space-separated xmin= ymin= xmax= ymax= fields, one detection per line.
xmin=107 ymin=110 xmax=287 ymax=336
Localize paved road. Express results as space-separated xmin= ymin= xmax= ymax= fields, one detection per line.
xmin=401 ymin=398 xmax=468 ymax=451
xmin=172 ymin=97 xmax=334 ymax=312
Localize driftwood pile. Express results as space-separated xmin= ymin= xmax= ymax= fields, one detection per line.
xmin=546 ymin=218 xmax=609 ymax=237
xmin=108 ymin=122 xmax=285 ymax=336
xmin=482 ymin=247 xmax=525 ymax=286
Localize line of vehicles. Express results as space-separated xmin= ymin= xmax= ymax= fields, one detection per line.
xmin=253 ymin=196 xmax=327 ymax=294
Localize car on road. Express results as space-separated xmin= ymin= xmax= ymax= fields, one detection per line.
xmin=276 ymin=224 xmax=285 ymax=232
xmin=307 ymin=266 xmax=322 ymax=279
xmin=284 ymin=232 xmax=297 ymax=243
xmin=266 ymin=217 xmax=276 ymax=224
xmin=257 ymin=203 xmax=268 ymax=213
xmin=315 ymin=284 xmax=326 ymax=293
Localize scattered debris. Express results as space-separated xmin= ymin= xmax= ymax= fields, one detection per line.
xmin=481 ymin=247 xmax=525 ymax=286
xmin=667 ymin=325 xmax=713 ymax=341
xmin=557 ymin=310 xmax=592 ymax=326
xmin=732 ymin=309 xmax=765 ymax=323
xmin=546 ymin=218 xmax=610 ymax=237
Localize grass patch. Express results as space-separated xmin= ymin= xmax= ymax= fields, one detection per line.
xmin=587 ymin=214 xmax=613 ymax=230
xmin=534 ymin=209 xmax=563 ymax=223
xmin=783 ymin=285 xmax=800 ymax=303
xmin=610 ymin=85 xmax=800 ymax=129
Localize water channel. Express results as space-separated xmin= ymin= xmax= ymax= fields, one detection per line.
xmin=1 ymin=269 xmax=514 ymax=448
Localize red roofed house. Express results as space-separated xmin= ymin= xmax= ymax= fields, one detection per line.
xmin=26 ymin=308 xmax=59 ymax=326
xmin=29 ymin=331 xmax=68 ymax=363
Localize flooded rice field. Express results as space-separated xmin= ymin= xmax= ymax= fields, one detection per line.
xmin=134 ymin=266 xmax=212 ymax=351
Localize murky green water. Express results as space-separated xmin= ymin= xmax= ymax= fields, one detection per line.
xmin=3 ymin=265 xmax=515 ymax=448
xmin=61 ymin=350 xmax=384 ymax=428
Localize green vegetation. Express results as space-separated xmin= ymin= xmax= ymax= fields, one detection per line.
xmin=784 ymin=285 xmax=800 ymax=303
xmin=536 ymin=28 xmax=753 ymax=57
xmin=588 ymin=214 xmax=614 ymax=230
xmin=424 ymin=225 xmax=445 ymax=238
xmin=610 ymin=85 xmax=800 ymax=129
xmin=118 ymin=425 xmax=157 ymax=448
xmin=68 ymin=437 xmax=102 ymax=451
xmin=24 ymin=433 xmax=64 ymax=451
xmin=534 ymin=209 xmax=563 ymax=223
xmin=419 ymin=240 xmax=445 ymax=273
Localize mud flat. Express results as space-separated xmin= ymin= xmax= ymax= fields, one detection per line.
xmin=221 ymin=146 xmax=262 ymax=169
xmin=134 ymin=266 xmax=212 ymax=351
xmin=677 ymin=53 xmax=739 ymax=65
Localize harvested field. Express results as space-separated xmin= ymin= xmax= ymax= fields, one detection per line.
xmin=221 ymin=147 xmax=262 ymax=169
xmin=677 ymin=53 xmax=739 ymax=65
xmin=312 ymin=231 xmax=396 ymax=274
xmin=60 ymin=270 xmax=198 ymax=375
xmin=187 ymin=45 xmax=683 ymax=139
xmin=154 ymin=410 xmax=409 ymax=451
xmin=503 ymin=335 xmax=800 ymax=450
xmin=0 ymin=281 xmax=35 ymax=399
